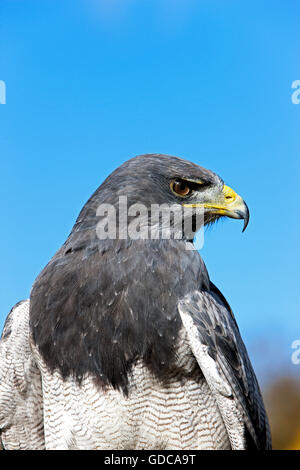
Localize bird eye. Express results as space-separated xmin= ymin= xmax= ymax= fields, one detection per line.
xmin=171 ymin=179 xmax=191 ymax=197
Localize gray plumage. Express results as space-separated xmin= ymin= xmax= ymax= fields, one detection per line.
xmin=0 ymin=154 xmax=271 ymax=449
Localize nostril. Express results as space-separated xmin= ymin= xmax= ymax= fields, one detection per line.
xmin=223 ymin=185 xmax=237 ymax=202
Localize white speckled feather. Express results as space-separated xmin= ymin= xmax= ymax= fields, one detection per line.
xmin=32 ymin=323 xmax=231 ymax=450
xmin=0 ymin=300 xmax=44 ymax=449
xmin=0 ymin=300 xmax=233 ymax=450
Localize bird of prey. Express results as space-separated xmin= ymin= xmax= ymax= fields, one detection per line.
xmin=0 ymin=154 xmax=271 ymax=450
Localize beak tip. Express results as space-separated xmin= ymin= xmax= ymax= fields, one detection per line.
xmin=242 ymin=202 xmax=250 ymax=232
xmin=234 ymin=202 xmax=249 ymax=232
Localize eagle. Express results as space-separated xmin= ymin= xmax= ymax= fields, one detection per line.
xmin=0 ymin=154 xmax=271 ymax=450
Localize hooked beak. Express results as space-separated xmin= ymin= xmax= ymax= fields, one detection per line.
xmin=183 ymin=184 xmax=250 ymax=232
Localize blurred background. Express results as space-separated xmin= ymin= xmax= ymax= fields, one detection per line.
xmin=0 ymin=0 xmax=299 ymax=449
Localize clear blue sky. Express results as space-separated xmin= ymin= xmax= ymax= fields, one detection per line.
xmin=0 ymin=0 xmax=299 ymax=384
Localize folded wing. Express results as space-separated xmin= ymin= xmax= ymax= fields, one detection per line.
xmin=178 ymin=283 xmax=271 ymax=450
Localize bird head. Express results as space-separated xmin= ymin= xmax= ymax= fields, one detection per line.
xmin=81 ymin=154 xmax=249 ymax=243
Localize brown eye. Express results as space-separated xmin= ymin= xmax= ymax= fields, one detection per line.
xmin=171 ymin=180 xmax=191 ymax=197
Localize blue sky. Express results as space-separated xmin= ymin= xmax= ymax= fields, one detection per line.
xmin=0 ymin=0 xmax=299 ymax=384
